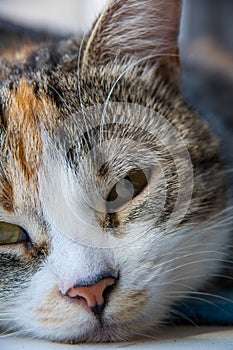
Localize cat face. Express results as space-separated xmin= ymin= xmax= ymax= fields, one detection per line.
xmin=0 ymin=0 xmax=230 ymax=343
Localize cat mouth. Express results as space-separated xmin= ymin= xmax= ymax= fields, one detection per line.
xmin=59 ymin=292 xmax=134 ymax=342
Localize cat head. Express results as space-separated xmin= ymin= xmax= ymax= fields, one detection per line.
xmin=0 ymin=0 xmax=228 ymax=343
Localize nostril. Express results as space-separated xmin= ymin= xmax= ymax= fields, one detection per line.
xmin=65 ymin=277 xmax=116 ymax=317
xmin=91 ymin=303 xmax=105 ymax=318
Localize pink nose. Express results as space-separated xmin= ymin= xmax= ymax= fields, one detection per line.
xmin=66 ymin=277 xmax=116 ymax=317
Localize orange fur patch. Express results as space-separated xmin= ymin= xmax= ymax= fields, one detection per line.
xmin=4 ymin=80 xmax=58 ymax=182
xmin=0 ymin=79 xmax=59 ymax=212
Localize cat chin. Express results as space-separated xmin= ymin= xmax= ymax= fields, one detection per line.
xmin=10 ymin=300 xmax=156 ymax=343
xmin=35 ymin=325 xmax=133 ymax=343
xmin=23 ymin=315 xmax=156 ymax=343
xmin=13 ymin=294 xmax=159 ymax=343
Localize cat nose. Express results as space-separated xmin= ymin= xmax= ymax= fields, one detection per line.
xmin=66 ymin=276 xmax=116 ymax=317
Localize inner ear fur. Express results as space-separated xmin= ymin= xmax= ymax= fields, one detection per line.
xmin=82 ymin=0 xmax=181 ymax=78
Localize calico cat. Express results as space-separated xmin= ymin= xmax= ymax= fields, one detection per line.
xmin=0 ymin=0 xmax=232 ymax=343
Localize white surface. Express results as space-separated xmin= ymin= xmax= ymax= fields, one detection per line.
xmin=1 ymin=327 xmax=233 ymax=350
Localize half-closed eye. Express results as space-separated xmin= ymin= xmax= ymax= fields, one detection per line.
xmin=106 ymin=168 xmax=149 ymax=212
xmin=0 ymin=222 xmax=29 ymax=245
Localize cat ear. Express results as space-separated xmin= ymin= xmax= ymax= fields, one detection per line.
xmin=82 ymin=0 xmax=181 ymax=78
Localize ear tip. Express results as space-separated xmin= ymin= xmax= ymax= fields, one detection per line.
xmin=82 ymin=0 xmax=182 ymax=72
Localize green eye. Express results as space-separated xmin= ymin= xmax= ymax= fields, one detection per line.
xmin=0 ymin=222 xmax=29 ymax=245
xmin=107 ymin=168 xmax=149 ymax=211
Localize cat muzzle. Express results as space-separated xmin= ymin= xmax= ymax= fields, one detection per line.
xmin=64 ymin=276 xmax=116 ymax=318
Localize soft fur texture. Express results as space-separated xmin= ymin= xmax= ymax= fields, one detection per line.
xmin=0 ymin=0 xmax=232 ymax=343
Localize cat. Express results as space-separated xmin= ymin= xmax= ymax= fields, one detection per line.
xmin=0 ymin=0 xmax=232 ymax=343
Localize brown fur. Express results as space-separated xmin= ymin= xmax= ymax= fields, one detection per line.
xmin=0 ymin=43 xmax=36 ymax=62
xmin=0 ymin=174 xmax=14 ymax=212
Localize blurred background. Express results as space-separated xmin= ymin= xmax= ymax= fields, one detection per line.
xmin=0 ymin=0 xmax=233 ymax=161
xmin=0 ymin=0 xmax=107 ymax=33
xmin=0 ymin=0 xmax=232 ymax=45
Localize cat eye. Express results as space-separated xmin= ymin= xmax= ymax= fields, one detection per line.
xmin=0 ymin=222 xmax=29 ymax=245
xmin=107 ymin=168 xmax=149 ymax=211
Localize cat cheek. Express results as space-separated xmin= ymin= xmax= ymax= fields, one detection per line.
xmin=15 ymin=268 xmax=96 ymax=340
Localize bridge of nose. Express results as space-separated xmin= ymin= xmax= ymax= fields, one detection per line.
xmin=49 ymin=234 xmax=117 ymax=294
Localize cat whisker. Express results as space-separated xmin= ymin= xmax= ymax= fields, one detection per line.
xmin=0 ymin=329 xmax=23 ymax=338
xmin=155 ymin=257 xmax=233 ymax=277
xmin=132 ymin=330 xmax=159 ymax=341
xmin=210 ymin=273 xmax=233 ymax=281
xmin=168 ymin=294 xmax=233 ymax=318
xmin=152 ymin=251 xmax=232 ymax=273
xmin=163 ymin=273 xmax=233 ymax=286
xmin=161 ymin=280 xmax=200 ymax=291
xmin=156 ymin=245 xmax=232 ymax=260
xmin=200 ymin=205 xmax=233 ymax=224
xmin=169 ymin=290 xmax=233 ymax=304
xmin=172 ymin=241 xmax=233 ymax=251
xmin=169 ymin=307 xmax=198 ymax=326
